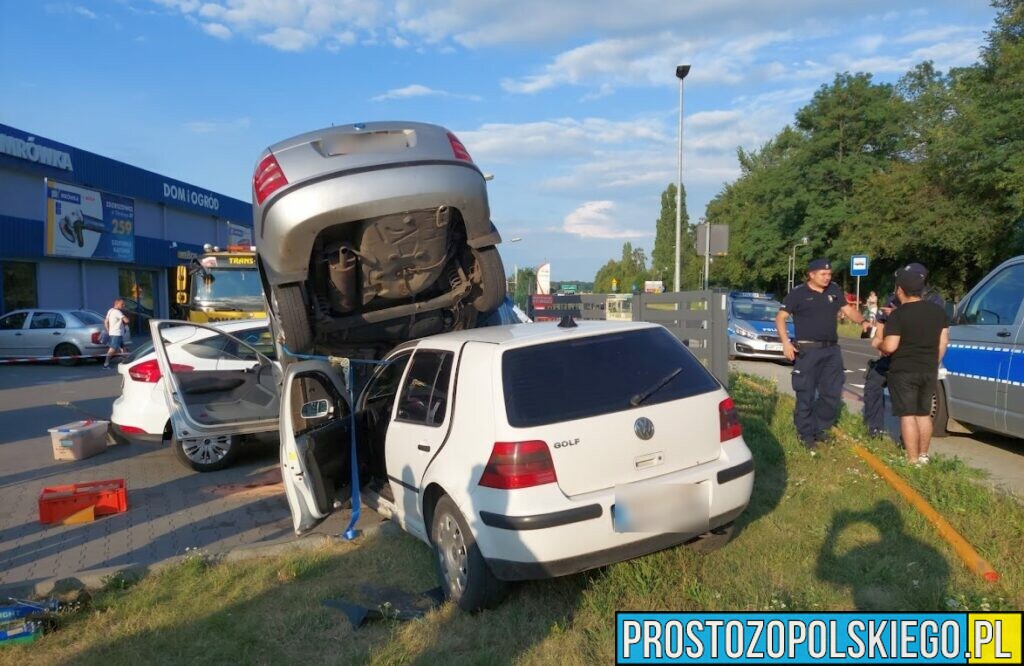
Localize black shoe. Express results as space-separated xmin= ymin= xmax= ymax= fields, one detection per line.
xmin=800 ymin=438 xmax=818 ymax=452
xmin=869 ymin=428 xmax=888 ymax=439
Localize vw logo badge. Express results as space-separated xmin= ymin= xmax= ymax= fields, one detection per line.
xmin=634 ymin=417 xmax=655 ymax=440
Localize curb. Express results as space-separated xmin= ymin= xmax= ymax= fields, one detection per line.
xmin=0 ymin=518 xmax=391 ymax=600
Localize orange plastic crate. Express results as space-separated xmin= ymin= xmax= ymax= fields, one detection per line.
xmin=38 ymin=478 xmax=127 ymax=524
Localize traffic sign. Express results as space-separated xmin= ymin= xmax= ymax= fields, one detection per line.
xmin=850 ymin=255 xmax=869 ymax=277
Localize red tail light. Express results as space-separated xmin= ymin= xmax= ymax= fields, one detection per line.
xmin=128 ymin=359 xmax=194 ymax=383
xmin=447 ymin=132 xmax=473 ymax=162
xmin=117 ymin=425 xmax=146 ymax=435
xmin=719 ymin=397 xmax=742 ymax=442
xmin=91 ymin=331 xmax=102 ymax=344
xmin=253 ymin=153 xmax=288 ymax=205
xmin=479 ymin=440 xmax=557 ymax=489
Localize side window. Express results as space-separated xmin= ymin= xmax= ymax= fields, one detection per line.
xmin=0 ymin=312 xmax=27 ymax=330
xmin=961 ymin=264 xmax=1024 ymax=326
xmin=31 ymin=312 xmax=64 ymax=329
xmin=364 ymin=353 xmax=412 ymax=406
xmin=236 ymin=327 xmax=276 ymax=360
xmin=395 ymin=350 xmax=454 ymax=427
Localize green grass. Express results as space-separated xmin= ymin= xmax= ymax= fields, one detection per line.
xmin=5 ymin=374 xmax=1022 ymax=665
xmin=837 ymin=320 xmax=867 ymax=339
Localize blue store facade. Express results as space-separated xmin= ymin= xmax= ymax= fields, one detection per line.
xmin=0 ymin=123 xmax=253 ymax=333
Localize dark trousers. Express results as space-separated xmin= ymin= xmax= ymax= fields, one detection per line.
xmin=791 ymin=345 xmax=845 ymax=443
xmin=862 ymin=355 xmax=891 ymax=432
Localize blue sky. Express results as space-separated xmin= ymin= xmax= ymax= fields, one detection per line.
xmin=0 ymin=0 xmax=997 ymax=279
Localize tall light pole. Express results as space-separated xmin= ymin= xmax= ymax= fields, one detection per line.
xmin=674 ymin=64 xmax=690 ymax=292
xmin=788 ymin=236 xmax=809 ymax=293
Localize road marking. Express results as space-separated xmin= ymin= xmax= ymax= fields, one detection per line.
xmin=849 ymin=383 xmax=866 ymax=389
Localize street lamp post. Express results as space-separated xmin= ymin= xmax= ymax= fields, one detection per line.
xmin=674 ymin=64 xmax=690 ymax=292
xmin=788 ymin=236 xmax=809 ymax=293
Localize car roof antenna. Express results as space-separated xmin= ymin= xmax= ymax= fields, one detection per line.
xmin=558 ymin=314 xmax=577 ymax=328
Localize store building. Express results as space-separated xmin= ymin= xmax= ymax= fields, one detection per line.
xmin=0 ymin=123 xmax=253 ymax=334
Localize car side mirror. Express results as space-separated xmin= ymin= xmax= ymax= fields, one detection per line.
xmin=300 ymin=399 xmax=330 ymax=419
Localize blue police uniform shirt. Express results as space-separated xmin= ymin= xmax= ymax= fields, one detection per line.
xmin=875 ymin=288 xmax=945 ymax=324
xmin=780 ymin=281 xmax=845 ymax=342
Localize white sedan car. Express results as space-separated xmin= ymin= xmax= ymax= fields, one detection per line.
xmin=150 ymin=318 xmax=754 ymax=611
xmin=110 ymin=319 xmax=276 ymax=471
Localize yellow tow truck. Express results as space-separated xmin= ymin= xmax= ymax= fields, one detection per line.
xmin=175 ymin=244 xmax=266 ymax=323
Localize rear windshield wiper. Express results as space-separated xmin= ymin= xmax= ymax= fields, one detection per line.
xmin=630 ymin=367 xmax=683 ymax=407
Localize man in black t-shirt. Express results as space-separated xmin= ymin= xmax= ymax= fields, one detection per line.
xmin=873 ymin=269 xmax=949 ymax=465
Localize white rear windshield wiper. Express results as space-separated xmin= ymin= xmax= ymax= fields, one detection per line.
xmin=630 ymin=367 xmax=683 ymax=407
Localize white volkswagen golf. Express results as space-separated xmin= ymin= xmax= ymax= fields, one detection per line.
xmin=149 ymin=318 xmax=753 ymax=611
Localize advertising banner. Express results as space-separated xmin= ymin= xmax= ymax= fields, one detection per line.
xmin=536 ymin=262 xmax=551 ymax=295
xmin=227 ymin=222 xmax=253 ymax=247
xmin=45 ymin=179 xmax=135 ymax=262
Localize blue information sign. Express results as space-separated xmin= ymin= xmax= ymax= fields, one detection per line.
xmin=850 ymin=255 xmax=869 ymax=277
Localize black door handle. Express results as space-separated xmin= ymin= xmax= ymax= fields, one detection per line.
xmin=417 ymin=444 xmax=431 ymax=452
xmin=997 ymin=330 xmax=1012 ymax=338
xmin=53 ymin=331 xmax=61 ymax=335
xmin=14 ymin=332 xmax=22 ymax=336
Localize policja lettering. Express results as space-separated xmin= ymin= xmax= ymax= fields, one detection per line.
xmin=775 ymin=257 xmax=867 ymax=450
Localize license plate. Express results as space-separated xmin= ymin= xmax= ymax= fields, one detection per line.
xmin=766 ymin=342 xmax=783 ymax=351
xmin=613 ymin=482 xmax=710 ymax=533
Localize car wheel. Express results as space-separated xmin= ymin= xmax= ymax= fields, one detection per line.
xmin=275 ymin=283 xmax=314 ymax=354
xmin=172 ymin=431 xmax=239 ymax=472
xmin=431 ymin=495 xmax=508 ymax=612
xmin=931 ymin=382 xmax=949 ymax=438
xmin=55 ymin=343 xmax=80 ymax=367
xmin=466 ymin=246 xmax=506 ymax=314
xmin=689 ymin=522 xmax=736 ymax=554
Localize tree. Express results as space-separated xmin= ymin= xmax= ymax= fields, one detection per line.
xmin=593 ymin=242 xmax=652 ymax=293
xmin=509 ymin=267 xmax=535 ymax=311
xmin=651 ymin=183 xmax=693 ymax=285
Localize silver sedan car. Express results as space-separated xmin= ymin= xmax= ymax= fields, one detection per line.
xmin=252 ymin=121 xmax=505 ymax=357
xmin=0 ymin=309 xmax=119 ymax=365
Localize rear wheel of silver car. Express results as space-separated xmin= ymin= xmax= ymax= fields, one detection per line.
xmin=431 ymin=495 xmax=507 ymax=612
xmin=466 ymin=246 xmax=506 ymax=314
xmin=275 ymin=283 xmax=314 ymax=354
xmin=172 ymin=432 xmax=239 ymax=472
xmin=54 ymin=343 xmax=80 ymax=367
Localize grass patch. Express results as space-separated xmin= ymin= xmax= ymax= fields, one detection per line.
xmin=837 ymin=320 xmax=866 ymax=339
xmin=6 ymin=374 xmax=1022 ymax=665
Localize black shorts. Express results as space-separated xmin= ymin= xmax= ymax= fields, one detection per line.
xmin=887 ymin=371 xmax=937 ymax=417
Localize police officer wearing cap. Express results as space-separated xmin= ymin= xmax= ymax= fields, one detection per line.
xmin=862 ymin=262 xmax=945 ymax=437
xmin=776 ymin=258 xmax=866 ymax=449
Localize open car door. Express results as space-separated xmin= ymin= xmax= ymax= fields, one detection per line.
xmin=149 ymin=320 xmax=281 ymax=469
xmin=279 ymin=360 xmax=352 ymax=534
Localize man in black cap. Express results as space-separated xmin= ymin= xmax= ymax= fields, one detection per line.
xmin=776 ymin=258 xmax=867 ymax=449
xmin=873 ymin=267 xmax=949 ymax=464
xmin=862 ymin=262 xmax=946 ymax=437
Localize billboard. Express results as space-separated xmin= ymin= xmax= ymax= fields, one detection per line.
xmin=45 ymin=179 xmax=135 ymax=262
xmin=536 ymin=262 xmax=551 ymax=295
xmin=227 ymin=221 xmax=253 ymax=247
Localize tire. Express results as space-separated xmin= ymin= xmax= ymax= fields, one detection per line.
xmin=467 ymin=246 xmax=506 ymax=314
xmin=274 ymin=283 xmax=314 ymax=354
xmin=689 ymin=522 xmax=736 ymax=554
xmin=430 ymin=495 xmax=508 ymax=612
xmin=55 ymin=343 xmax=80 ymax=367
xmin=931 ymin=381 xmax=949 ymax=438
xmin=172 ymin=431 xmax=240 ymax=472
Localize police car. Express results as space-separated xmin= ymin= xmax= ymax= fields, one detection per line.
xmin=936 ymin=255 xmax=1023 ymax=440
xmin=727 ymin=292 xmax=795 ymax=361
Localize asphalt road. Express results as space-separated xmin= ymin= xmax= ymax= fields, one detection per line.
xmin=732 ymin=338 xmax=1024 ymax=499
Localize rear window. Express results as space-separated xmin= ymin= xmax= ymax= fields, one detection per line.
xmin=502 ymin=327 xmax=720 ymax=428
xmin=73 ymin=311 xmax=104 ymax=325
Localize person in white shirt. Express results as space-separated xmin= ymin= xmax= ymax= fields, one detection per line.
xmin=104 ymin=298 xmax=129 ymax=368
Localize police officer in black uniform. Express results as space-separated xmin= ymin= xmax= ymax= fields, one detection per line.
xmin=862 ymin=262 xmax=946 ymax=437
xmin=776 ymin=258 xmax=867 ymax=449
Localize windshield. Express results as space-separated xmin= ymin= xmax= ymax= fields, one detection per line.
xmin=192 ymin=267 xmax=264 ymax=309
xmin=502 ymin=328 xmax=720 ymax=427
xmin=731 ymin=299 xmax=782 ymax=321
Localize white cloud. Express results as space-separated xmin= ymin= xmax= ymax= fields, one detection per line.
xmin=44 ymin=3 xmax=98 ymax=19
xmin=201 ymin=22 xmax=231 ymax=40
xmin=183 ymin=117 xmax=252 ymax=134
xmin=74 ymin=5 xmax=97 ymax=19
xmin=371 ymin=84 xmax=481 ymax=102
xmin=257 ymin=27 xmax=318 ymax=52
xmin=560 ymin=201 xmax=650 ymax=239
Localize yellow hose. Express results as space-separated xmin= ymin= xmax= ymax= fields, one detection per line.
xmin=851 ymin=444 xmax=999 ymax=582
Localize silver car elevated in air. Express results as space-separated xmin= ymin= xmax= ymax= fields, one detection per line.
xmin=251 ymin=121 xmax=506 ymax=359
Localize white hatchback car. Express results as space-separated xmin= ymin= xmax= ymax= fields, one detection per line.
xmin=149 ymin=319 xmax=753 ymax=611
xmin=110 ymin=319 xmax=277 ymax=471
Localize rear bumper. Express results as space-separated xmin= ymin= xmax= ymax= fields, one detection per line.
xmin=257 ymin=162 xmax=492 ymax=286
xmin=109 ymin=422 xmax=164 ymax=445
xmin=474 ymin=439 xmax=754 ymax=580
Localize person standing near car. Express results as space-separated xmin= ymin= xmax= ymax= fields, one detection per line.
xmin=862 ymin=263 xmax=946 ymax=438
xmin=103 ymin=298 xmax=129 ymax=368
xmin=873 ymin=267 xmax=949 ymax=465
xmin=776 ymin=258 xmax=867 ymax=449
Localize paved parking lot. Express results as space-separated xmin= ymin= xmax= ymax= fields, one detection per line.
xmin=0 ymin=361 xmax=357 ymax=591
